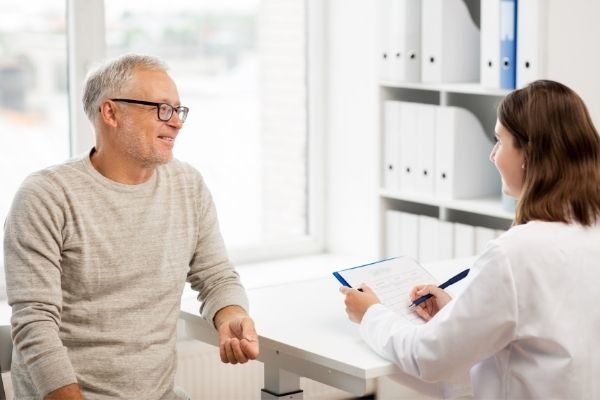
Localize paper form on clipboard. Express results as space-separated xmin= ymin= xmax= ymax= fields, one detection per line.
xmin=333 ymin=256 xmax=437 ymax=324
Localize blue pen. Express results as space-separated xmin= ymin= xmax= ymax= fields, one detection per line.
xmin=409 ymin=268 xmax=470 ymax=308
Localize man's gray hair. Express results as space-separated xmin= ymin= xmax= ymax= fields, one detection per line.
xmin=82 ymin=54 xmax=168 ymax=123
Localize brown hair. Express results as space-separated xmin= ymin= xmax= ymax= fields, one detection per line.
xmin=497 ymin=80 xmax=600 ymax=226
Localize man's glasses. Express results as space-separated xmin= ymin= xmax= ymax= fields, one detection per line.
xmin=111 ymin=98 xmax=189 ymax=123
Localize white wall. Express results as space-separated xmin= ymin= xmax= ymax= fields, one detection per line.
xmin=324 ymin=1 xmax=380 ymax=259
xmin=546 ymin=0 xmax=600 ymax=126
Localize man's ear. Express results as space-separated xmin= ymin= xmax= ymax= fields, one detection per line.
xmin=99 ymin=100 xmax=119 ymax=127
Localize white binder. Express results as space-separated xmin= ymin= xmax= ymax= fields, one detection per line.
xmin=398 ymin=102 xmax=420 ymax=194
xmin=385 ymin=210 xmax=419 ymax=259
xmin=454 ymin=223 xmax=476 ymax=258
xmin=480 ymin=0 xmax=501 ymax=88
xmin=415 ymin=104 xmax=436 ymax=196
xmin=437 ymin=219 xmax=455 ymax=260
xmin=516 ymin=0 xmax=548 ymax=88
xmin=434 ymin=106 xmax=500 ymax=199
xmin=421 ymin=0 xmax=480 ymax=83
xmin=475 ymin=226 xmax=496 ymax=253
xmin=388 ymin=0 xmax=421 ymax=82
xmin=418 ymin=215 xmax=454 ymax=262
xmin=378 ymin=0 xmax=394 ymax=81
xmin=383 ymin=101 xmax=402 ymax=191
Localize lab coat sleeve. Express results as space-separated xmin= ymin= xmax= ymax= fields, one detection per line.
xmin=360 ymin=243 xmax=518 ymax=384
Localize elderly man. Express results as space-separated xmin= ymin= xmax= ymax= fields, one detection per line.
xmin=4 ymin=53 xmax=259 ymax=400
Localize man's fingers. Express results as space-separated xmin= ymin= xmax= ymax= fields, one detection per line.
xmin=240 ymin=338 xmax=260 ymax=360
xmin=221 ymin=338 xmax=244 ymax=364
xmin=222 ymin=337 xmax=259 ymax=364
xmin=240 ymin=318 xmax=258 ymax=341
xmin=219 ymin=339 xmax=229 ymax=363
xmin=231 ymin=339 xmax=248 ymax=363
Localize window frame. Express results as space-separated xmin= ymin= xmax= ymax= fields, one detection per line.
xmin=66 ymin=0 xmax=325 ymax=264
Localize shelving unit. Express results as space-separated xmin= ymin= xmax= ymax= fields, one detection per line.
xmin=378 ymin=82 xmax=514 ymax=257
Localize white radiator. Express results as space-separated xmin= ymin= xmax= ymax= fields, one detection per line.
xmin=175 ymin=340 xmax=353 ymax=400
xmin=0 ymin=342 xmax=355 ymax=400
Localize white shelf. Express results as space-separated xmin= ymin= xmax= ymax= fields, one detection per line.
xmin=379 ymin=81 xmax=510 ymax=97
xmin=380 ymin=189 xmax=514 ymax=221
xmin=444 ymin=196 xmax=515 ymax=220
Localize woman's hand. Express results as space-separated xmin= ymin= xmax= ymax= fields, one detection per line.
xmin=409 ymin=285 xmax=452 ymax=321
xmin=340 ymin=285 xmax=381 ymax=323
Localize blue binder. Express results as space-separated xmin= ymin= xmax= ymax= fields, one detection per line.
xmin=500 ymin=0 xmax=517 ymax=89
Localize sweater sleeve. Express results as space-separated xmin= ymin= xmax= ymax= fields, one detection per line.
xmin=185 ymin=171 xmax=249 ymax=324
xmin=4 ymin=173 xmax=78 ymax=396
xmin=359 ymin=244 xmax=518 ymax=384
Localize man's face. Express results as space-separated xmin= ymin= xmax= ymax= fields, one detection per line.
xmin=114 ymin=69 xmax=184 ymax=168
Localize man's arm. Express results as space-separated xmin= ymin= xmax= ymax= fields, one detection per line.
xmin=5 ymin=174 xmax=79 ymax=395
xmin=184 ymin=170 xmax=258 ymax=362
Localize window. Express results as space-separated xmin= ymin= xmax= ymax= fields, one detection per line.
xmin=101 ymin=0 xmax=320 ymax=260
xmin=1 ymin=0 xmax=322 ymax=298
xmin=104 ymin=0 xmax=324 ymax=260
xmin=0 ymin=1 xmax=70 ymax=297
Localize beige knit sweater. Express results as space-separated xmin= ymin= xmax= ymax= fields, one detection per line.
xmin=4 ymin=152 xmax=248 ymax=399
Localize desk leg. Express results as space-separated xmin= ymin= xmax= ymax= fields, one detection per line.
xmin=260 ymin=364 xmax=304 ymax=399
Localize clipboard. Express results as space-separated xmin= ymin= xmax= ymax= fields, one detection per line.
xmin=333 ymin=256 xmax=437 ymax=324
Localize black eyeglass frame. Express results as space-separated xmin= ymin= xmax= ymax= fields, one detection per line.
xmin=110 ymin=98 xmax=189 ymax=123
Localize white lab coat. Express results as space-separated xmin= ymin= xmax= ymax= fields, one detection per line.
xmin=360 ymin=220 xmax=600 ymax=399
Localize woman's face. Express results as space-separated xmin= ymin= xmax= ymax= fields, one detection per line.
xmin=490 ymin=119 xmax=526 ymax=198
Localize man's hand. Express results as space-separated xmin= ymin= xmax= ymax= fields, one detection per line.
xmin=44 ymin=383 xmax=84 ymax=400
xmin=339 ymin=285 xmax=381 ymax=323
xmin=214 ymin=305 xmax=259 ymax=364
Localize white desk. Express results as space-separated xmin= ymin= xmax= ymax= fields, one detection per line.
xmin=180 ymin=257 xmax=473 ymax=399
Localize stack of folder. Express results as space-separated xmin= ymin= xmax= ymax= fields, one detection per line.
xmin=383 ymin=101 xmax=500 ymax=200
xmin=480 ymin=0 xmax=548 ymax=89
xmin=385 ymin=210 xmax=506 ymax=262
xmin=378 ymin=0 xmax=480 ymax=84
xmin=378 ymin=0 xmax=549 ymax=89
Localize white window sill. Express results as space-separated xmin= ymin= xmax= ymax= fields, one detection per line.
xmin=236 ymin=252 xmax=369 ymax=289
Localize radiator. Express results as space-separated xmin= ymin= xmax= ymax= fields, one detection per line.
xmin=175 ymin=340 xmax=353 ymax=400
xmin=0 ymin=342 xmax=355 ymax=400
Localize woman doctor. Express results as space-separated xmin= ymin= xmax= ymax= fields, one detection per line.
xmin=340 ymin=80 xmax=600 ymax=399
